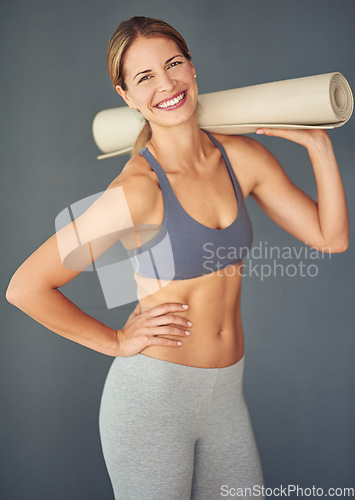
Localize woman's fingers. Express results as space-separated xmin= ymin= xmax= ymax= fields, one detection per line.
xmin=143 ymin=302 xmax=189 ymax=318
xmin=256 ymin=127 xmax=329 ymax=148
xmin=119 ymin=302 xmax=191 ymax=355
xmin=147 ymin=336 xmax=184 ymax=347
xmin=141 ymin=303 xmax=191 ymax=345
xmin=146 ymin=312 xmax=191 ymax=330
xmin=141 ymin=303 xmax=192 ymax=338
xmin=150 ymin=325 xmax=191 ymax=337
xmin=257 ymin=127 xmax=302 ymax=141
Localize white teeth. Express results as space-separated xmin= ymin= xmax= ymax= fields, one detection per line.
xmin=157 ymin=91 xmax=185 ymax=108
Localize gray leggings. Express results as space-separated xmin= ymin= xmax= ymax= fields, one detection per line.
xmin=99 ymin=353 xmax=265 ymax=499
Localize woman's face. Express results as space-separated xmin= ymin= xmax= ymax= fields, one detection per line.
xmin=116 ymin=36 xmax=197 ymax=129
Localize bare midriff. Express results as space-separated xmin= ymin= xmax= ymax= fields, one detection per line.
xmin=135 ymin=261 xmax=245 ymax=368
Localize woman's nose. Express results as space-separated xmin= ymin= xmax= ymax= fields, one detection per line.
xmin=156 ymin=71 xmax=175 ymax=92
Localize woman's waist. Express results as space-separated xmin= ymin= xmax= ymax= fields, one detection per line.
xmin=138 ymin=279 xmax=244 ymax=361
xmin=139 ymin=324 xmax=245 ymax=368
xmin=138 ymin=283 xmax=242 ymax=330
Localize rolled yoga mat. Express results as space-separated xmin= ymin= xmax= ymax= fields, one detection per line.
xmin=92 ymin=71 xmax=353 ymax=159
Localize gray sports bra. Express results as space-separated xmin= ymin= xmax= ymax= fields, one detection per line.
xmin=126 ymin=129 xmax=253 ymax=280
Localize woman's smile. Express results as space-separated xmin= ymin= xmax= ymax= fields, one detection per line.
xmin=155 ymin=89 xmax=188 ymax=110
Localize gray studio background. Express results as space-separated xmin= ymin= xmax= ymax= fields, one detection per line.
xmin=1 ymin=0 xmax=354 ymax=498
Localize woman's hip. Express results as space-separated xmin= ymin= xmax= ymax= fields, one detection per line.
xmin=99 ymin=353 xmax=246 ymax=434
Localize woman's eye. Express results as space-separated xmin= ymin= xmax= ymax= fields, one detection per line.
xmin=138 ymin=61 xmax=182 ymax=83
xmin=138 ymin=75 xmax=151 ymax=84
xmin=169 ymin=61 xmax=182 ymax=68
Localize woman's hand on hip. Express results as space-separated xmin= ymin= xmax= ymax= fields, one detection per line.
xmin=116 ymin=302 xmax=192 ymax=357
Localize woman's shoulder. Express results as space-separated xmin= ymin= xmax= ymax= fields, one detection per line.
xmin=109 ymin=150 xmax=158 ymax=187
xmin=205 ymin=131 xmax=270 ymax=197
xmin=206 ymin=131 xmax=273 ymax=169
xmin=107 ymin=151 xmax=160 ymax=222
xmin=206 ymin=131 xmax=261 ymax=156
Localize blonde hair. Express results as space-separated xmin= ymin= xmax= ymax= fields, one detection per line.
xmin=106 ymin=16 xmax=199 ymax=157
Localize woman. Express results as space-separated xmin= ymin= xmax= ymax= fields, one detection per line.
xmin=6 ymin=15 xmax=349 ymax=500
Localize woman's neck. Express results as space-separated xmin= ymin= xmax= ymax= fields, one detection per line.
xmin=146 ymin=115 xmax=211 ymax=172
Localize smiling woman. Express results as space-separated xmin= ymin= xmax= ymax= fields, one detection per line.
xmin=117 ymin=36 xmax=198 ymax=136
xmin=106 ymin=17 xmax=199 ymax=156
xmin=95 ymin=16 xmax=269 ymax=499
xmin=6 ymin=13 xmax=349 ymax=500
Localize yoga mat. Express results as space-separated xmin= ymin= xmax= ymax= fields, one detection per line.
xmin=92 ymin=72 xmax=353 ymax=159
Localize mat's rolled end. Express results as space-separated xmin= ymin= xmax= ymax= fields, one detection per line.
xmin=329 ymin=72 xmax=354 ymax=123
xmin=92 ymin=107 xmax=145 ymax=160
xmin=93 ymin=72 xmax=353 ymax=160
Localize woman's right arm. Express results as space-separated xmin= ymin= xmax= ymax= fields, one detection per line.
xmin=5 ymin=172 xmax=147 ymax=356
xmin=5 ymin=172 xmax=143 ymax=356
xmin=6 ymin=231 xmax=121 ymax=356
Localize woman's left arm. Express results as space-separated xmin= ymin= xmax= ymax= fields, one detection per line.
xmin=240 ymin=128 xmax=349 ymax=253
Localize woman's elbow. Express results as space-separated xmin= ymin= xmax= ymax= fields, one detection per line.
xmin=6 ymin=279 xmax=22 ymax=305
xmin=321 ymin=237 xmax=349 ymax=254
xmin=332 ymin=239 xmax=349 ymax=253
xmin=5 ymin=272 xmax=31 ymax=305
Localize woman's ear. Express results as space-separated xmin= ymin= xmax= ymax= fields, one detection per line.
xmin=189 ymin=60 xmax=196 ymax=77
xmin=115 ymin=84 xmax=135 ymax=108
